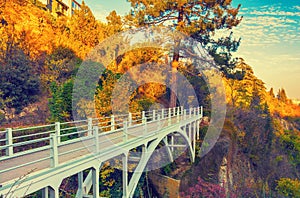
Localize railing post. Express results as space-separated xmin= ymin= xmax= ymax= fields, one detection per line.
xmin=142 ymin=111 xmax=146 ymax=123
xmin=181 ymin=106 xmax=184 ymax=115
xmin=161 ymin=109 xmax=164 ymax=119
xmin=142 ymin=111 xmax=147 ymax=135
xmin=128 ymin=112 xmax=132 ymax=126
xmin=168 ymin=108 xmax=171 ymax=126
xmin=152 ymin=110 xmax=155 ymax=121
xmin=173 ymin=107 xmax=176 ymax=116
xmin=88 ymin=118 xmax=93 ymax=136
xmin=177 ymin=107 xmax=180 ymax=123
xmin=111 ymin=115 xmax=115 ymax=131
xmin=123 ymin=121 xmax=128 ymax=142
xmin=94 ymin=126 xmax=99 ymax=153
xmin=50 ymin=133 xmax=58 ymax=168
xmin=184 ymin=109 xmax=187 ymax=120
xmin=157 ymin=114 xmax=161 ymax=130
xmin=55 ymin=122 xmax=61 ymax=144
xmin=6 ymin=128 xmax=13 ymax=156
xmin=201 ymin=106 xmax=203 ymax=117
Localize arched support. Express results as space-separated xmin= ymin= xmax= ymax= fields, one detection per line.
xmin=127 ymin=129 xmax=194 ymax=198
xmin=75 ymin=162 xmax=102 ymax=198
xmin=163 ymin=136 xmax=174 ymax=162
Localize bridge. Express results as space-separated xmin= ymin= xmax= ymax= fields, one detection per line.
xmin=0 ymin=106 xmax=203 ymax=198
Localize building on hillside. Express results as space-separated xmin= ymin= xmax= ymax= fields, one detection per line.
xmin=39 ymin=0 xmax=81 ymax=17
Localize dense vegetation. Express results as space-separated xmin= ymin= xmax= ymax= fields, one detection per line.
xmin=0 ymin=0 xmax=299 ymax=197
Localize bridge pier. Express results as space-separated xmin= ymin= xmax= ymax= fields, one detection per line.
xmin=41 ymin=186 xmax=59 ymax=198
xmin=92 ymin=167 xmax=100 ymax=198
xmin=123 ymin=153 xmax=128 ymax=198
xmin=77 ymin=171 xmax=84 ymax=197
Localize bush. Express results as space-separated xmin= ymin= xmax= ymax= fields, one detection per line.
xmin=276 ymin=178 xmax=300 ymax=197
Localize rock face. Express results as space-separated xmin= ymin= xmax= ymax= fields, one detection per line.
xmin=179 ymin=136 xmax=230 ymax=191
xmin=149 ymin=173 xmax=180 ymax=198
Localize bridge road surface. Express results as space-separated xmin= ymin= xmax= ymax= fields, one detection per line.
xmin=0 ymin=116 xmax=182 ymax=185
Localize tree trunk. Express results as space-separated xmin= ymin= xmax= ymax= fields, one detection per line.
xmin=170 ymin=7 xmax=184 ymax=108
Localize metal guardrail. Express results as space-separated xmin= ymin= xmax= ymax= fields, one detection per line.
xmin=0 ymin=106 xmax=203 ymax=175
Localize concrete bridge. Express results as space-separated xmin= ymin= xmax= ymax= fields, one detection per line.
xmin=0 ymin=106 xmax=202 ymax=198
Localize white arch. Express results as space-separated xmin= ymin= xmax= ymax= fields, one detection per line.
xmin=127 ymin=127 xmax=195 ymax=198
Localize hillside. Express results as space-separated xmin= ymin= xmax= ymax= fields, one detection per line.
xmin=0 ymin=0 xmax=300 ymax=197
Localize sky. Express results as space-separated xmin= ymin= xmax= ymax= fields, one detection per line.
xmin=84 ymin=0 xmax=300 ymax=99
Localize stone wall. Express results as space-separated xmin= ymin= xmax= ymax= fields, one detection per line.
xmin=149 ymin=173 xmax=180 ymax=198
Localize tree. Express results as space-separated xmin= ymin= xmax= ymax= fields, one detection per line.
xmin=269 ymin=88 xmax=275 ymax=98
xmin=276 ymin=178 xmax=300 ymax=197
xmin=126 ymin=0 xmax=242 ymax=107
xmin=41 ymin=46 xmax=81 ymax=89
xmin=67 ymin=1 xmax=104 ymax=58
xmin=277 ymin=88 xmax=288 ymax=103
xmin=0 ymin=47 xmax=40 ymax=114
xmin=48 ymin=80 xmax=73 ymax=122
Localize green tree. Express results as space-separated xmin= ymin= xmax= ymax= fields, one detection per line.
xmin=276 ymin=178 xmax=300 ymax=197
xmin=0 ymin=47 xmax=40 ymax=114
xmin=41 ymin=46 xmax=81 ymax=88
xmin=48 ymin=80 xmax=73 ymax=122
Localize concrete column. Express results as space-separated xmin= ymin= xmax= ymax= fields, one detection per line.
xmin=122 ymin=153 xmax=128 ymax=198
xmin=42 ymin=186 xmax=48 ymax=198
xmin=92 ymin=168 xmax=99 ymax=198
xmin=189 ymin=124 xmax=192 ymax=142
xmin=77 ymin=171 xmax=83 ymax=197
xmin=171 ymin=135 xmax=174 ymax=152
xmin=193 ymin=121 xmax=196 ymax=151
xmin=49 ymin=186 xmax=59 ymax=198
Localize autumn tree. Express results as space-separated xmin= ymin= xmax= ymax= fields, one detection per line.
xmin=269 ymin=88 xmax=275 ymax=98
xmin=277 ymin=88 xmax=288 ymax=103
xmin=67 ymin=1 xmax=105 ymax=58
xmin=126 ymin=0 xmax=242 ymax=107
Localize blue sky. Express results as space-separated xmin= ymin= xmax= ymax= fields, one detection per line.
xmin=85 ymin=0 xmax=300 ymax=99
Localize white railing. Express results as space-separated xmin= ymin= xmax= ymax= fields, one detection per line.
xmin=0 ymin=106 xmax=202 ymax=175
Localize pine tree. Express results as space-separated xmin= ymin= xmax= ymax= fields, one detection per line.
xmin=277 ymin=88 xmax=288 ymax=103
xmin=126 ymin=0 xmax=242 ymax=107
xmin=269 ymin=88 xmax=275 ymax=98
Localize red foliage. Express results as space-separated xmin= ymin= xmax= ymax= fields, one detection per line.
xmin=180 ymin=177 xmax=227 ymax=198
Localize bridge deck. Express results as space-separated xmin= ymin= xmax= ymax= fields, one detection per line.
xmin=0 ymin=116 xmax=178 ymax=184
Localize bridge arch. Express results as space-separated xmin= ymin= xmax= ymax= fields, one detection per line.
xmin=127 ymin=127 xmax=195 ymax=198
